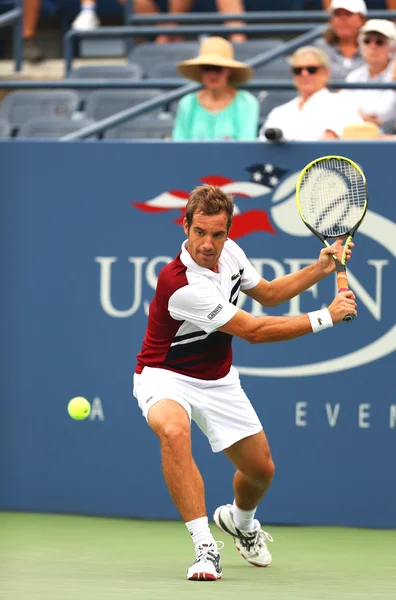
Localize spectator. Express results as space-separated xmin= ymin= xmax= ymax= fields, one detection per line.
xmin=23 ymin=0 xmax=44 ymax=63
xmin=72 ymin=0 xmax=247 ymax=43
xmin=314 ymin=0 xmax=367 ymax=80
xmin=172 ymin=37 xmax=259 ymax=140
xmin=340 ymin=19 xmax=396 ymax=127
xmin=259 ymin=46 xmax=363 ymax=141
xmin=321 ymin=0 xmax=396 ymax=10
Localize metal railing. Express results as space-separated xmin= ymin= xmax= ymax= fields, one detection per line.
xmin=65 ymin=23 xmax=322 ymax=76
xmin=2 ymin=80 xmax=395 ymax=91
xmin=0 ymin=0 xmax=23 ymax=72
xmin=62 ymin=25 xmax=327 ymax=140
xmin=63 ymin=8 xmax=396 ymax=77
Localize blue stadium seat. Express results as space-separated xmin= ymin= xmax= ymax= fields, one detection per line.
xmin=69 ymin=63 xmax=142 ymax=80
xmin=0 ymin=118 xmax=11 ymax=138
xmin=128 ymin=42 xmax=200 ymax=76
xmin=68 ymin=63 xmax=143 ymax=108
xmin=105 ymin=115 xmax=174 ymax=140
xmin=232 ymin=39 xmax=284 ymax=63
xmin=0 ymin=91 xmax=80 ymax=133
xmin=18 ymin=116 xmax=95 ymax=139
xmin=85 ymin=89 xmax=165 ymax=122
xmin=145 ymin=62 xmax=187 ymax=81
xmin=256 ymin=89 xmax=296 ymax=121
xmin=254 ymin=57 xmax=291 ymax=79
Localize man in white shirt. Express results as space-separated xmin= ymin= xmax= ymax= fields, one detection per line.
xmin=134 ymin=184 xmax=356 ymax=580
xmin=340 ymin=19 xmax=396 ymax=127
xmin=259 ymin=46 xmax=362 ymax=142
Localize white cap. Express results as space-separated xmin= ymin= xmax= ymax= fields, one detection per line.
xmin=329 ymin=0 xmax=367 ymax=15
xmin=360 ymin=19 xmax=396 ymax=41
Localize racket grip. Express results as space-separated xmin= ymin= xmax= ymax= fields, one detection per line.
xmin=338 ymin=286 xmax=355 ymax=322
xmin=337 ymin=266 xmax=354 ymax=321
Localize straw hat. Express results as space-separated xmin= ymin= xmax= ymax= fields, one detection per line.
xmin=342 ymin=122 xmax=381 ymax=139
xmin=177 ymin=37 xmax=253 ymax=85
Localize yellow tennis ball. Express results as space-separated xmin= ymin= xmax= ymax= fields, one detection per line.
xmin=68 ymin=397 xmax=91 ymax=420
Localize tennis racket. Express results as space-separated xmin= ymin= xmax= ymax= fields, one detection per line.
xmin=296 ymin=155 xmax=368 ymax=322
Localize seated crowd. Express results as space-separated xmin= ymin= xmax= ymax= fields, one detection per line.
xmin=12 ymin=0 xmax=396 ymax=139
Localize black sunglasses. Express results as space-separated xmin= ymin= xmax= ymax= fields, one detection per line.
xmin=200 ymin=65 xmax=225 ymax=73
xmin=363 ymin=36 xmax=387 ymax=46
xmin=292 ymin=65 xmax=321 ymax=75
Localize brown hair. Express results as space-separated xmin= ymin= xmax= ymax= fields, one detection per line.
xmin=323 ymin=26 xmax=340 ymax=46
xmin=185 ymin=184 xmax=234 ymax=232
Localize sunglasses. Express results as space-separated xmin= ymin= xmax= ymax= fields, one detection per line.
xmin=200 ymin=65 xmax=225 ymax=73
xmin=292 ymin=65 xmax=322 ymax=75
xmin=363 ymin=37 xmax=387 ymax=47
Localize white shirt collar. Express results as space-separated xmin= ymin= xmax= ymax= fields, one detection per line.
xmin=180 ymin=240 xmax=222 ymax=280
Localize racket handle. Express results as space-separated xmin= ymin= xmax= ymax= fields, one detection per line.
xmin=335 ymin=256 xmax=355 ymax=322
xmin=338 ymin=286 xmax=355 ymax=322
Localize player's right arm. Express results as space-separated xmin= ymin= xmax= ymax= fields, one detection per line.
xmin=218 ymin=291 xmax=357 ymax=343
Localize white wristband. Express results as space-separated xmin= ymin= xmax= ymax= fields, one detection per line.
xmin=308 ymin=308 xmax=333 ymax=333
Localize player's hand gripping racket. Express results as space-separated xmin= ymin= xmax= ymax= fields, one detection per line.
xmin=296 ymin=155 xmax=368 ymax=322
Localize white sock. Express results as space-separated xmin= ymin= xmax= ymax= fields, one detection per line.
xmin=82 ymin=3 xmax=96 ymax=10
xmin=185 ymin=516 xmax=214 ymax=547
xmin=232 ymin=500 xmax=257 ymax=531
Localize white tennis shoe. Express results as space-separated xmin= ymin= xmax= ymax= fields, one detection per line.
xmin=187 ymin=541 xmax=223 ymax=581
xmin=214 ymin=504 xmax=273 ymax=567
xmin=72 ymin=9 xmax=100 ymax=31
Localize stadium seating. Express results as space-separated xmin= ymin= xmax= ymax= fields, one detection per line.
xmin=232 ymin=39 xmax=285 ymax=63
xmin=256 ymin=89 xmax=296 ymax=122
xmin=69 ymin=64 xmax=142 ymax=81
xmin=68 ymin=63 xmax=143 ymax=108
xmin=18 ymin=117 xmax=95 ymax=139
xmin=0 ymin=118 xmax=11 ymax=138
xmin=85 ymin=89 xmax=165 ymax=122
xmin=104 ymin=115 xmax=174 ymax=140
xmin=145 ymin=62 xmax=187 ymax=81
xmin=254 ymin=57 xmax=291 ymax=79
xmin=0 ymin=91 xmax=80 ymax=134
xmin=128 ymin=42 xmax=200 ymax=77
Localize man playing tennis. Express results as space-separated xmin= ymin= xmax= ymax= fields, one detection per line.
xmin=133 ymin=184 xmax=356 ymax=581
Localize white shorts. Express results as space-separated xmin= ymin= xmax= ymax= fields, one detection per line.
xmin=133 ymin=365 xmax=263 ymax=453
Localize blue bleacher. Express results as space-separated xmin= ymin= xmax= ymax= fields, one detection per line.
xmin=0 ymin=91 xmax=80 ymax=135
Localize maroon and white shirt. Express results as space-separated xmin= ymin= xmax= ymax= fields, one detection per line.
xmin=136 ymin=239 xmax=260 ymax=380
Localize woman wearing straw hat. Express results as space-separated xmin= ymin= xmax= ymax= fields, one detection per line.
xmin=172 ymin=37 xmax=259 ymax=141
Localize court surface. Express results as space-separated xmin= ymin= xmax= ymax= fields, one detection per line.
xmin=1 ymin=512 xmax=395 ymax=600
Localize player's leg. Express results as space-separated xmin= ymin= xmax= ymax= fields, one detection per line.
xmin=148 ymin=398 xmax=206 ymax=522
xmin=214 ymin=429 xmax=275 ymax=566
xmin=148 ymin=399 xmax=222 ymax=580
xmin=225 ymin=428 xmax=275 ymax=511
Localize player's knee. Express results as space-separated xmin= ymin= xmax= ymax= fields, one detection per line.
xmin=249 ymin=457 xmax=275 ymax=486
xmin=154 ymin=421 xmax=191 ymax=452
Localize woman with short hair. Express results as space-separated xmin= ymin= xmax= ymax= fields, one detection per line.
xmin=259 ymin=46 xmax=362 ymax=141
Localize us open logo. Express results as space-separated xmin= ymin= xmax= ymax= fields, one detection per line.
xmin=96 ymin=165 xmax=395 ymax=378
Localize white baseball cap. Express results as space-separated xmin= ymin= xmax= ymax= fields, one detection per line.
xmin=360 ymin=19 xmax=396 ymax=41
xmin=329 ymin=0 xmax=367 ymax=15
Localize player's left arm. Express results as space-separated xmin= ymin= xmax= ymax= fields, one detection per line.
xmin=244 ymin=239 xmax=353 ymax=308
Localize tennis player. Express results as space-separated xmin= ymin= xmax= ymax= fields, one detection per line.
xmin=133 ymin=184 xmax=356 ymax=581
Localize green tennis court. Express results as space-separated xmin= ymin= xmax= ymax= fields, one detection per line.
xmin=1 ymin=512 xmax=395 ymax=600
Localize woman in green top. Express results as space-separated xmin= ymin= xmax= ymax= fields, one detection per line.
xmin=173 ymin=37 xmax=259 ymax=141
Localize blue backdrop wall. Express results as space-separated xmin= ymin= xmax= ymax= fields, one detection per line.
xmin=1 ymin=140 xmax=395 ymax=528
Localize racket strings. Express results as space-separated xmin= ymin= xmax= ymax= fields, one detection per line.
xmin=299 ymin=159 xmax=366 ymax=237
